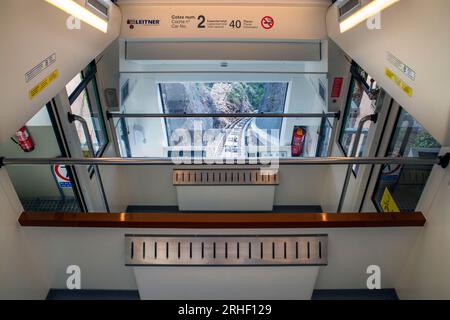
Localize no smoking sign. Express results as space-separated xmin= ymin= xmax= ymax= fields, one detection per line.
xmin=261 ymin=16 xmax=275 ymax=30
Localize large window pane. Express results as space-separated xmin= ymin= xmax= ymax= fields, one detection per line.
xmin=121 ymin=117 xmax=321 ymax=159
xmin=160 ymin=82 xmax=289 ymax=145
xmin=116 ymin=76 xmax=334 ymax=160
xmin=316 ymin=116 xmax=332 ymax=157
xmin=340 ymin=78 xmax=376 ymax=157
xmin=372 ymin=108 xmax=441 ymax=212
xmin=159 ymin=82 xmax=296 ymax=159
xmin=66 ymin=73 xmax=83 ymax=97
xmin=70 ymin=89 xmax=102 ymax=156
xmin=66 ymin=63 xmax=108 ymax=158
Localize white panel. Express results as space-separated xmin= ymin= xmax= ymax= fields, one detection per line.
xmin=23 ymin=226 xmax=421 ymax=293
xmin=99 ymin=165 xmax=327 ymax=211
xmin=326 ymin=0 xmax=450 ymax=145
xmin=176 ymin=186 xmax=275 ymax=211
xmin=126 ymin=41 xmax=321 ymax=61
xmin=0 ymin=170 xmax=49 ymax=299
xmin=0 ymin=0 xmax=121 ymax=142
xmin=135 ymin=266 xmax=319 ymax=299
xmin=396 ymin=148 xmax=450 ymax=299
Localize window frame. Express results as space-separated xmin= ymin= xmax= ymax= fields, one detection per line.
xmin=157 ymin=80 xmax=290 ymax=158
xmin=67 ymin=61 xmax=109 ymax=159
xmin=370 ymin=107 xmax=441 ymax=212
xmin=338 ymin=63 xmax=376 ymax=176
xmin=316 ymin=112 xmax=333 ymax=157
xmin=46 ymin=100 xmax=88 ymax=212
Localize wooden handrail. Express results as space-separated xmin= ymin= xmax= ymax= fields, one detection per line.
xmin=18 ymin=211 xmax=426 ymax=228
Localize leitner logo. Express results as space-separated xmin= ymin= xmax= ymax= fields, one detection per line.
xmin=127 ymin=19 xmax=160 ymax=29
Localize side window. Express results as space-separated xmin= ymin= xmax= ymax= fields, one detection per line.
xmin=65 ymin=62 xmax=108 ymax=157
xmin=371 ymin=108 xmax=441 ymax=212
xmin=316 ymin=113 xmax=333 ymax=157
xmin=339 ymin=65 xmax=379 ymax=175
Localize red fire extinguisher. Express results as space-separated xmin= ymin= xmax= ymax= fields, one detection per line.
xmin=15 ymin=126 xmax=35 ymax=152
xmin=291 ymin=126 xmax=306 ymax=157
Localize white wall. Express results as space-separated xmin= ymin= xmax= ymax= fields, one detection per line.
xmin=120 ymin=76 xmax=167 ymax=157
xmin=0 ymin=127 xmax=66 ymax=199
xmin=0 ymin=0 xmax=121 ymax=143
xmin=20 ymin=224 xmax=421 ymax=293
xmin=0 ymin=170 xmax=49 ymax=299
xmin=281 ymin=76 xmax=325 ymax=153
xmin=395 ymin=148 xmax=450 ymax=299
xmin=0 ymin=161 xmax=431 ymax=297
xmin=326 ymin=0 xmax=450 ymax=146
xmin=100 ymin=165 xmax=327 ymax=212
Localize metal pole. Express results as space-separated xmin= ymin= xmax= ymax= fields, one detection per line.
xmin=68 ymin=113 xmax=110 ymax=213
xmin=107 ymin=111 xmax=121 ymax=157
xmin=107 ymin=112 xmax=339 ymax=119
xmin=1 ymin=155 xmax=448 ymax=167
xmin=337 ymin=114 xmax=378 ymax=213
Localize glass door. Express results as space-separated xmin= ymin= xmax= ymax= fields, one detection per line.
xmin=371 ymin=107 xmax=441 ymax=212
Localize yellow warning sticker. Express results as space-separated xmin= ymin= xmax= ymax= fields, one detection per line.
xmin=381 ymin=187 xmax=400 ymax=213
xmin=385 ymin=67 xmax=413 ymax=97
xmin=29 ymin=69 xmax=59 ymax=100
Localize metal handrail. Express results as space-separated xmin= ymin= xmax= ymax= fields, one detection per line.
xmin=107 ymin=112 xmax=340 ymax=119
xmin=1 ymin=155 xmax=448 ymax=167
xmin=337 ymin=113 xmax=378 ymax=213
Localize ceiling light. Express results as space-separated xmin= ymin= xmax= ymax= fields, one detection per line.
xmin=340 ymin=0 xmax=400 ymax=33
xmin=45 ymin=0 xmax=108 ymax=33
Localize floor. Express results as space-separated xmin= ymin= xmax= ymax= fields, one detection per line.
xmin=21 ymin=197 xmax=80 ymax=212
xmin=46 ymin=289 xmax=398 ymax=300
xmin=125 ymin=205 xmax=324 ymax=213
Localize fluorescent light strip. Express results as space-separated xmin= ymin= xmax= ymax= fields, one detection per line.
xmin=340 ymin=0 xmax=400 ymax=33
xmin=45 ymin=0 xmax=108 ymax=33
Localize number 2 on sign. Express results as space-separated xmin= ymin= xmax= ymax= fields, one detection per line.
xmin=198 ymin=15 xmax=206 ymax=28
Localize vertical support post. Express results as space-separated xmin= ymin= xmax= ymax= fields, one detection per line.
xmin=69 ymin=113 xmax=110 ymax=213
xmin=337 ymin=113 xmax=378 ymax=213
xmin=106 ymin=111 xmax=121 ymax=157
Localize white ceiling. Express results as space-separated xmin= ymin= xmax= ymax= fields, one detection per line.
xmin=115 ymin=0 xmax=332 ymax=5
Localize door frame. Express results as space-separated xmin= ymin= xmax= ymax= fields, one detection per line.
xmin=359 ymin=100 xmax=401 ymax=212
xmin=46 ymin=100 xmax=88 ymax=212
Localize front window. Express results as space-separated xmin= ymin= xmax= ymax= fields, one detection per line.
xmin=116 ymin=75 xmax=334 ymax=161
xmin=159 ymin=82 xmax=288 ymax=158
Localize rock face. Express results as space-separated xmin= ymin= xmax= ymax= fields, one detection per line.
xmin=160 ymin=82 xmax=288 ymax=145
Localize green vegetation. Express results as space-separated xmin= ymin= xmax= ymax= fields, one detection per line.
xmin=413 ymin=131 xmax=440 ymax=149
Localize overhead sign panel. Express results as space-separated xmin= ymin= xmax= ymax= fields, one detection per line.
xmin=120 ymin=5 xmax=329 ymax=40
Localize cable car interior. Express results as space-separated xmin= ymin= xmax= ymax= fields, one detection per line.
xmin=0 ymin=0 xmax=449 ymax=301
